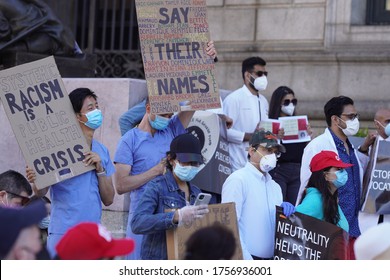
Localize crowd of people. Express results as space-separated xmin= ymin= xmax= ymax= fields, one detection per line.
xmin=1 ymin=48 xmax=390 ymax=260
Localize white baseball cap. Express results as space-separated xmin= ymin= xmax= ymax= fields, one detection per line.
xmin=354 ymin=223 xmax=390 ymax=260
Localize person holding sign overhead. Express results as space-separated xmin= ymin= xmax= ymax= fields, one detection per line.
xmin=296 ymin=150 xmax=352 ymax=233
xmin=26 ymin=88 xmax=115 ymax=258
xmin=114 ymin=42 xmax=217 ymax=260
xmin=268 ymin=86 xmax=312 ymax=205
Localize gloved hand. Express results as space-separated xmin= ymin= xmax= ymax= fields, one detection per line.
xmin=178 ymin=205 xmax=209 ymax=227
xmin=280 ymin=202 xmax=295 ymax=217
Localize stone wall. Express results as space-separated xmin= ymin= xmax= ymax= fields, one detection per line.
xmin=207 ymin=0 xmax=390 ymax=124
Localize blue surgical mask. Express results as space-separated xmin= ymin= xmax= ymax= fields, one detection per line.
xmin=386 ymin=124 xmax=390 ymax=137
xmin=82 ymin=109 xmax=103 ymax=130
xmin=149 ymin=114 xmax=170 ymax=130
xmin=331 ymin=169 xmax=348 ymax=188
xmin=39 ymin=216 xmax=50 ymax=229
xmin=173 ymin=161 xmax=200 ymax=182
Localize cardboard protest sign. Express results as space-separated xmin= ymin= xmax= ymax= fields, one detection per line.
xmin=166 ymin=202 xmax=243 ymax=260
xmin=0 ymin=56 xmax=94 ymax=189
xmin=274 ymin=207 xmax=349 ymax=260
xmin=135 ymin=0 xmax=220 ymax=114
xmin=279 ymin=115 xmax=311 ymax=143
xmin=187 ymin=111 xmax=231 ymax=194
xmin=361 ymin=139 xmax=390 ymax=214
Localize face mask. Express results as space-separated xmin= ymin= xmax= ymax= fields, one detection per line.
xmin=338 ymin=118 xmax=359 ymax=136
xmin=250 ymin=75 xmax=268 ymax=91
xmin=81 ymin=109 xmax=103 ymax=130
xmin=173 ymin=161 xmax=200 ymax=182
xmin=149 ymin=114 xmax=170 ymax=130
xmin=39 ymin=216 xmax=50 ymax=229
xmin=255 ymin=150 xmax=277 ymax=173
xmin=281 ymin=104 xmax=295 ymax=116
xmin=330 ymin=169 xmax=348 ymax=188
xmin=376 ymin=120 xmax=390 ymax=137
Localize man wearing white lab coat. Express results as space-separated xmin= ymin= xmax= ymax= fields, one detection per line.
xmin=297 ymin=96 xmax=374 ymax=259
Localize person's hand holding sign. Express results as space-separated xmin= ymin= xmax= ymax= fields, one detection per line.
xmin=83 ymin=151 xmax=104 ymax=173
xmin=206 ymin=41 xmax=218 ymax=62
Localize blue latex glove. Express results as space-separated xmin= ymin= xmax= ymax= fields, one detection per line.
xmin=280 ymin=202 xmax=295 ymax=217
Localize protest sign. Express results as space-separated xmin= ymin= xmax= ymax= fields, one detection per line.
xmin=166 ymin=202 xmax=243 ymax=260
xmin=259 ymin=119 xmax=281 ymax=135
xmin=274 ymin=207 xmax=349 ymax=260
xmin=0 ymin=56 xmax=94 ymax=189
xmin=187 ymin=111 xmax=231 ymax=194
xmin=361 ymin=139 xmax=390 ymax=214
xmin=279 ymin=115 xmax=311 ymax=143
xmin=135 ymin=0 xmax=220 ymax=114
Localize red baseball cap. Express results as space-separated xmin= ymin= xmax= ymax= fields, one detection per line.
xmin=310 ymin=150 xmax=353 ymax=172
xmin=56 ymin=222 xmax=135 ymax=260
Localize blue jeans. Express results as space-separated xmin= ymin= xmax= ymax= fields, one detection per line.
xmin=270 ymin=162 xmax=301 ymax=205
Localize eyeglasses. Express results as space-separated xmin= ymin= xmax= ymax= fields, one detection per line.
xmin=282 ymin=99 xmax=298 ymax=106
xmin=255 ymin=148 xmax=281 ymax=159
xmin=341 ymin=113 xmax=359 ymax=121
xmin=6 ymin=191 xmax=30 ymax=206
xmin=252 ymin=71 xmax=268 ymax=77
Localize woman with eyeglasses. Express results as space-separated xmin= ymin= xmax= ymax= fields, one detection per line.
xmin=268 ymin=86 xmax=312 ymax=205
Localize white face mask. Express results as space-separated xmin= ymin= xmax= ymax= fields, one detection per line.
xmin=250 ymin=75 xmax=268 ymax=91
xmin=281 ymin=104 xmax=295 ymax=116
xmin=254 ymin=150 xmax=277 ymax=173
xmin=338 ymin=118 xmax=360 ymax=136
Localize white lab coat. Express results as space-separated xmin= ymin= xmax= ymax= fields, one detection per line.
xmin=223 ymin=85 xmax=269 ymax=171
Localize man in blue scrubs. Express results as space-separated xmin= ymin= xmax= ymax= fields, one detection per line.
xmin=27 ymin=88 xmax=115 ymax=257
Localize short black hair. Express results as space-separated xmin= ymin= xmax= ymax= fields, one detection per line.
xmin=68 ymin=88 xmax=97 ymax=113
xmin=185 ymin=223 xmax=236 ymax=260
xmin=0 ymin=170 xmax=32 ymax=197
xmin=241 ymin=56 xmax=266 ymax=80
xmin=324 ymin=96 xmax=354 ymax=126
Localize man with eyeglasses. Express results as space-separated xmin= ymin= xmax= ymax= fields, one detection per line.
xmin=222 ymin=130 xmax=295 ymax=260
xmin=0 ymin=170 xmax=32 ymax=207
xmin=223 ymin=56 xmax=279 ymax=171
xmin=298 ymin=96 xmax=375 ymax=259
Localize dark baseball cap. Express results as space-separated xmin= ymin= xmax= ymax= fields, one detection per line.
xmin=0 ymin=200 xmax=47 ymax=258
xmin=170 ymin=133 xmax=204 ymax=164
xmin=249 ymin=130 xmax=286 ymax=153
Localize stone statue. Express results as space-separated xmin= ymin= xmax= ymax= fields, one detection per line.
xmin=0 ymin=0 xmax=81 ymax=56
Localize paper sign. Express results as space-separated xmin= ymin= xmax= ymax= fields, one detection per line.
xmin=259 ymin=119 xmax=281 ymax=135
xmin=0 ymin=56 xmax=94 ymax=189
xmin=135 ymin=0 xmax=220 ymax=114
xmin=279 ymin=115 xmax=311 ymax=143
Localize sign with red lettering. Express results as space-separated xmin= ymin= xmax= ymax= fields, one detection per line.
xmin=135 ymin=0 xmax=220 ymax=114
xmin=0 ymin=56 xmax=94 ymax=189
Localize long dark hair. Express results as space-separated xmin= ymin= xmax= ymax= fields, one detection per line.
xmin=299 ymin=168 xmax=340 ymax=226
xmin=268 ymin=86 xmax=296 ymax=119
